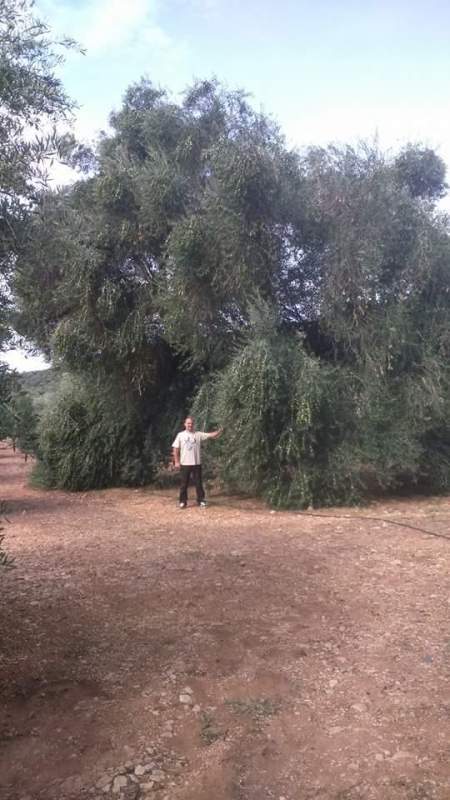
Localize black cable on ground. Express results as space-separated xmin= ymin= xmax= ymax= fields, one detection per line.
xmin=129 ymin=490 xmax=450 ymax=543
xmin=295 ymin=511 xmax=450 ymax=543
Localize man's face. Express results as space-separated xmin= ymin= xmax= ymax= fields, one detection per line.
xmin=184 ymin=417 xmax=194 ymax=432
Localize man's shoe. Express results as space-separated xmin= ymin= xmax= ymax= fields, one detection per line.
xmin=199 ymin=501 xmax=207 ymax=508
xmin=179 ymin=502 xmax=186 ymax=509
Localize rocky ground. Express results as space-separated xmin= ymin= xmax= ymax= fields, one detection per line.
xmin=1 ymin=445 xmax=450 ymax=800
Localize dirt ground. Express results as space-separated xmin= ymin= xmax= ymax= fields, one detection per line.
xmin=1 ymin=445 xmax=450 ymax=800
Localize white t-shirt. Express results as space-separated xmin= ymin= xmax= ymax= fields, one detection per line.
xmin=172 ymin=430 xmax=209 ymax=465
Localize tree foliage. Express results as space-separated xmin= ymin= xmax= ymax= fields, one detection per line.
xmin=0 ymin=363 xmax=15 ymax=437
xmin=11 ymin=388 xmax=38 ymax=456
xmin=0 ymin=0 xmax=78 ymax=481
xmin=0 ymin=500 xmax=14 ymax=573
xmin=0 ymin=367 xmax=38 ymax=457
xmin=12 ymin=76 xmax=450 ymax=504
xmin=0 ymin=0 xmax=77 ymax=355
xmin=36 ymin=375 xmax=156 ymax=490
xmin=14 ymin=78 xmax=302 ymax=371
xmin=394 ymin=145 xmax=447 ymax=200
xmin=0 ymin=530 xmax=14 ymax=572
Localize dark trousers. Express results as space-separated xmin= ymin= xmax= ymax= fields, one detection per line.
xmin=179 ymin=465 xmax=205 ymax=504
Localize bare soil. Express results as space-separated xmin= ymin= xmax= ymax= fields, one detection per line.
xmin=1 ymin=444 xmax=450 ymax=800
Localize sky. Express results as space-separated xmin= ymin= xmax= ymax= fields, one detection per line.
xmin=5 ymin=0 xmax=450 ymax=371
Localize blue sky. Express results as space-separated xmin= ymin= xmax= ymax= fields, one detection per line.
xmin=38 ymin=0 xmax=450 ymax=153
xmin=6 ymin=0 xmax=450 ymax=370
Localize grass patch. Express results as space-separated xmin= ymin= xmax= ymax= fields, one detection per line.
xmin=199 ymin=711 xmax=224 ymax=746
xmin=225 ymin=697 xmax=280 ymax=723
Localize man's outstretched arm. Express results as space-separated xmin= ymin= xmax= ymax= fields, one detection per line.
xmin=205 ymin=427 xmax=223 ymax=440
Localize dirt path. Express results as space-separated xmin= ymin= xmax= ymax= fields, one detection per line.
xmin=1 ymin=445 xmax=450 ymax=800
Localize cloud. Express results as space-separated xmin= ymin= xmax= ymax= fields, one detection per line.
xmin=36 ymin=0 xmax=189 ymax=143
xmin=2 ymin=349 xmax=50 ymax=373
xmin=37 ymin=0 xmax=174 ymax=56
xmin=81 ymin=0 xmax=169 ymax=54
xmin=177 ymin=0 xmax=221 ymax=14
xmin=72 ymin=106 xmax=111 ymax=143
xmin=183 ymin=0 xmax=220 ymax=14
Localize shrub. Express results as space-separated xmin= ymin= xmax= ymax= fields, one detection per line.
xmin=35 ymin=376 xmax=156 ymax=490
xmin=192 ymin=304 xmax=450 ymax=508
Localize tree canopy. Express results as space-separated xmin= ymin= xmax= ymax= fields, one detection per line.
xmin=0 ymin=0 xmax=77 ymax=351
xmin=0 ymin=0 xmax=79 ymax=459
xmin=8 ymin=74 xmax=450 ymax=505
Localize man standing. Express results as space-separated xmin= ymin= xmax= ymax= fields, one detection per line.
xmin=172 ymin=417 xmax=223 ymax=508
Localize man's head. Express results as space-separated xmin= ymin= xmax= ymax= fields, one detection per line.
xmin=184 ymin=416 xmax=195 ymax=432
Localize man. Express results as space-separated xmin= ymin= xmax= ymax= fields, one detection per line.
xmin=172 ymin=417 xmax=223 ymax=508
